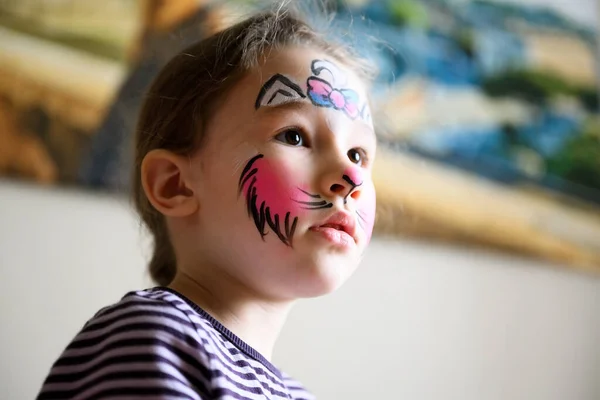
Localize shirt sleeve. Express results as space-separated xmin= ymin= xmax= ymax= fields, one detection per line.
xmin=36 ymin=295 xmax=213 ymax=399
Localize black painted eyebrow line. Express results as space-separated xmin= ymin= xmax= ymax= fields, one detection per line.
xmin=254 ymin=73 xmax=306 ymax=110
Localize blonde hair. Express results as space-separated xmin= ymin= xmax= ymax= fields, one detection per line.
xmin=133 ymin=2 xmax=374 ymax=286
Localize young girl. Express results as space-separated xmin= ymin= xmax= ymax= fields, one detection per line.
xmin=37 ymin=4 xmax=377 ymax=399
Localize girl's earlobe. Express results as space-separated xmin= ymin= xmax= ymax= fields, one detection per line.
xmin=141 ymin=149 xmax=199 ymax=217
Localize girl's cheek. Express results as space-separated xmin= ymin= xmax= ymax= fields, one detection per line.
xmin=248 ymin=157 xmax=307 ymax=218
xmin=358 ymin=182 xmax=376 ymax=242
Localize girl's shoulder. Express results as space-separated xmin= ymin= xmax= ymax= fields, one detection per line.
xmin=89 ymin=286 xmax=208 ymax=330
xmin=37 ymin=287 xmax=217 ymax=399
xmin=84 ymin=287 xmax=212 ymax=343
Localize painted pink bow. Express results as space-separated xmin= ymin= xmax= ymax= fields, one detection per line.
xmin=306 ymin=77 xmax=360 ymax=119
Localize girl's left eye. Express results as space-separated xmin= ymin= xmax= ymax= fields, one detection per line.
xmin=274 ymin=129 xmax=305 ymax=146
xmin=348 ymin=148 xmax=368 ymax=166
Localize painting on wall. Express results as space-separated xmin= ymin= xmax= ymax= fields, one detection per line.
xmin=0 ymin=0 xmax=235 ymax=188
xmin=0 ymin=0 xmax=598 ymax=273
xmin=327 ymin=0 xmax=600 ymax=273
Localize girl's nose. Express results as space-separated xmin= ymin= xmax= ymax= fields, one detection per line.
xmin=322 ymin=166 xmax=364 ymax=204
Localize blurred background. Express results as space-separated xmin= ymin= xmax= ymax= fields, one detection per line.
xmin=0 ymin=0 xmax=599 ymax=399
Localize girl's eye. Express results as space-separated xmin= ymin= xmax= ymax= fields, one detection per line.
xmin=348 ymin=148 xmax=367 ymax=166
xmin=274 ymin=129 xmax=305 ymax=146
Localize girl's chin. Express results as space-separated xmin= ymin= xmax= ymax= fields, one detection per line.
xmin=287 ymin=254 xmax=360 ymax=298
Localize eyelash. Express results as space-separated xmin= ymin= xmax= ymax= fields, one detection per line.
xmin=273 ymin=127 xmax=310 ymax=147
xmin=273 ymin=127 xmax=370 ymax=167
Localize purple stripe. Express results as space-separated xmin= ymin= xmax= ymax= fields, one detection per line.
xmin=209 ymin=368 xmax=290 ymax=398
xmin=42 ymin=369 xmax=205 ymax=399
xmin=85 ymin=298 xmax=185 ymax=324
xmin=80 ymin=309 xmax=194 ymax=336
xmin=212 ymin=386 xmax=263 ymax=400
xmin=44 ymin=361 xmax=198 ymax=392
xmin=40 ymin=385 xmax=195 ymax=400
xmin=47 ymin=351 xmax=210 ymax=390
xmin=67 ymin=322 xmax=198 ymax=352
xmin=88 ymin=297 xmax=202 ymax=325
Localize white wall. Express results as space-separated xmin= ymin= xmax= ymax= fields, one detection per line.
xmin=1 ymin=180 xmax=599 ymax=400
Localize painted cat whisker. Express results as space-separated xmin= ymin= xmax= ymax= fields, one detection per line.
xmin=294 ymin=200 xmax=328 ymax=206
xmin=302 ymin=204 xmax=334 ymax=210
xmin=297 ymin=188 xmax=321 ymax=199
xmin=239 ymin=153 xmax=298 ymax=247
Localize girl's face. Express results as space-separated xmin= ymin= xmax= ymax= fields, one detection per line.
xmin=187 ymin=47 xmax=377 ymax=299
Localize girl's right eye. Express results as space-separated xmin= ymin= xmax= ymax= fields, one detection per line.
xmin=274 ymin=129 xmax=305 ymax=147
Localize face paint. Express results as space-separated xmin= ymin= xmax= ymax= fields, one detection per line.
xmin=306 ymin=59 xmax=372 ymax=123
xmin=356 ymin=182 xmax=376 ymax=243
xmin=255 ymin=60 xmax=372 ymax=123
xmin=294 ymin=188 xmax=333 ymax=210
xmin=254 ymin=74 xmax=306 ymax=109
xmin=306 ymin=77 xmax=361 ymax=119
xmin=239 ymin=154 xmax=312 ymax=247
xmin=343 ymin=167 xmax=363 ymax=187
xmin=248 ymin=58 xmax=375 ymax=248
xmin=311 ymin=59 xmax=348 ymax=86
xmin=341 ymin=167 xmax=364 ymax=205
xmin=239 ymin=154 xmax=376 ymax=247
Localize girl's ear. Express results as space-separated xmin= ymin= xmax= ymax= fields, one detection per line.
xmin=141 ymin=149 xmax=198 ymax=217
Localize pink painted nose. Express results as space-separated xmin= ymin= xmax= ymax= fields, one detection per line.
xmin=327 ymin=166 xmax=364 ymax=203
xmin=343 ymin=167 xmax=363 ymax=187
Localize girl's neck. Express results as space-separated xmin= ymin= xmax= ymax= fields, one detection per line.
xmin=168 ymin=269 xmax=294 ymax=360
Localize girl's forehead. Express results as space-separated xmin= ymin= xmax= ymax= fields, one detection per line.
xmin=238 ymin=47 xmax=372 ymax=127
xmin=249 ymin=47 xmax=368 ymax=100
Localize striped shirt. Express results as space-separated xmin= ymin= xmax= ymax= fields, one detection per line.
xmin=37 ymin=287 xmax=314 ymax=400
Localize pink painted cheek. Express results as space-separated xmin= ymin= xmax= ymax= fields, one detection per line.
xmin=247 ymin=157 xmax=306 ymax=219
xmin=357 ymin=182 xmax=376 ymax=243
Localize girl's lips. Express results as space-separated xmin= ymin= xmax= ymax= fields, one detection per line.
xmin=315 ymin=211 xmax=356 ymax=238
xmin=309 ymin=226 xmax=355 ymax=248
xmin=309 ymin=211 xmax=358 ymax=248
